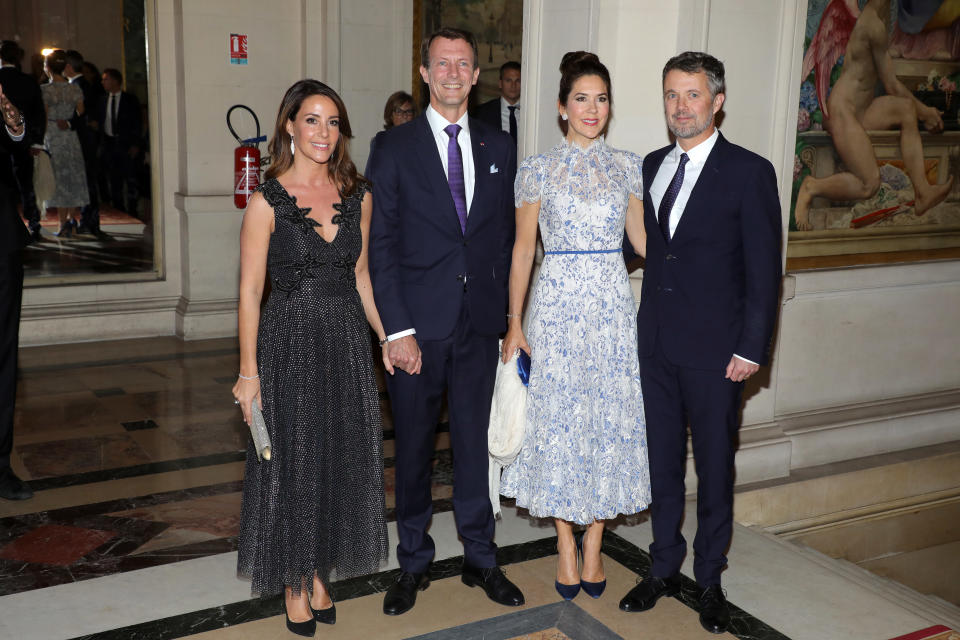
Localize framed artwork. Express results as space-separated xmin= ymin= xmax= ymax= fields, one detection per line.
xmin=412 ymin=0 xmax=522 ymax=110
xmin=788 ymin=0 xmax=960 ymax=270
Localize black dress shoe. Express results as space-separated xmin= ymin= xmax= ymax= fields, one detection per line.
xmin=383 ymin=571 xmax=429 ymax=616
xmin=698 ymin=584 xmax=730 ymax=634
xmin=0 ymin=470 xmax=33 ymax=501
xmin=28 ymin=227 xmax=42 ymax=243
xmin=461 ymin=563 xmax=524 ymax=606
xmin=618 ymin=574 xmax=680 ymax=612
xmin=311 ymin=602 xmax=335 ymax=625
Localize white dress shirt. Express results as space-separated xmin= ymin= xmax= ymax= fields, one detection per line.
xmin=387 ymin=106 xmax=477 ymax=343
xmin=648 ymin=128 xmax=756 ymax=366
xmin=499 ymin=97 xmax=519 ymax=135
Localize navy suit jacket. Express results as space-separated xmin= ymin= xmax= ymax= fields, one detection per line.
xmin=638 ymin=132 xmax=782 ymax=369
xmin=368 ymin=113 xmax=516 ymax=341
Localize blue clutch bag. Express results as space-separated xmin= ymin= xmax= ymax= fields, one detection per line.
xmin=516 ymin=350 xmax=531 ymax=387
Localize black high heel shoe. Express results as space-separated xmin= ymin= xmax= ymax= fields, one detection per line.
xmin=55 ymin=219 xmax=76 ymax=238
xmin=285 ymin=612 xmax=316 ymax=637
xmin=577 ymin=531 xmax=607 ymax=598
xmin=555 ymin=536 xmax=581 ymax=600
xmin=311 ymin=601 xmax=336 ymax=625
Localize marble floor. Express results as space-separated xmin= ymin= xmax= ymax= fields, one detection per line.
xmin=0 ymin=337 xmax=952 ymax=639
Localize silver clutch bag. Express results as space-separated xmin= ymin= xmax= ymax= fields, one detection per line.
xmin=249 ymin=402 xmax=272 ymax=461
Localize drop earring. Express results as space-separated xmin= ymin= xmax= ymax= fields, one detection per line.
xmin=290 ymin=138 xmax=295 ymax=156
xmin=560 ymin=113 xmax=568 ymax=121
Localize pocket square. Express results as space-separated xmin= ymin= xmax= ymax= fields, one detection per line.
xmin=490 ymin=164 xmax=499 ymax=174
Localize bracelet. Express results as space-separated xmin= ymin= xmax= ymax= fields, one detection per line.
xmin=506 ymin=313 xmax=521 ymax=318
xmin=237 ymin=373 xmax=259 ymax=380
xmin=378 ymin=337 xmax=389 ymax=346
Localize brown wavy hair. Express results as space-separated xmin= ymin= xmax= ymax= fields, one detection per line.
xmin=265 ymin=79 xmax=367 ymax=196
xmin=383 ymin=90 xmax=415 ymax=130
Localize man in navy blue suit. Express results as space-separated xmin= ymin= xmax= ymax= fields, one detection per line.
xmin=619 ymin=52 xmax=781 ymax=634
xmin=368 ymin=27 xmax=522 ymax=616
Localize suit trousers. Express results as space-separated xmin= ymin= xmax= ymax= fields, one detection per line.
xmin=386 ymin=301 xmax=498 ymax=573
xmin=0 ymin=252 xmax=23 ymax=470
xmin=101 ymin=136 xmax=139 ymax=215
xmin=640 ymin=336 xmax=743 ymax=587
xmin=10 ymin=149 xmax=39 ymax=229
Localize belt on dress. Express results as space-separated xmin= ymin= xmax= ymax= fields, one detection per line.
xmin=543 ymin=248 xmax=622 ymax=255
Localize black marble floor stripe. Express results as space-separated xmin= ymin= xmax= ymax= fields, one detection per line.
xmin=0 ymin=480 xmax=245 ymax=532
xmin=25 ymin=423 xmax=452 ymax=491
xmin=17 ymin=346 xmax=240 ymax=375
xmin=67 ymin=537 xmax=561 ymax=640
xmin=25 ymin=451 xmax=248 ymax=492
xmin=602 ymin=531 xmax=792 ymax=640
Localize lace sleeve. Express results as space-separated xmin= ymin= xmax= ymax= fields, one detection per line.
xmin=620 ymin=150 xmax=643 ymax=198
xmin=514 ymin=156 xmax=542 ymax=207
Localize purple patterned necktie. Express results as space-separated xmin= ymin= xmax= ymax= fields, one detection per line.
xmin=658 ymin=152 xmax=689 ymax=243
xmin=444 ymin=124 xmax=468 ymax=233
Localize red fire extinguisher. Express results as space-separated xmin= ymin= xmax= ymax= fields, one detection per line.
xmin=227 ymin=105 xmax=267 ymax=209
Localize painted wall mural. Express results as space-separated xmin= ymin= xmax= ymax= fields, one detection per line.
xmin=789 ymin=0 xmax=960 ymax=269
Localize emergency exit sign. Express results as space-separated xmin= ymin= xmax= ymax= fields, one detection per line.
xmin=230 ymin=34 xmax=248 ymax=65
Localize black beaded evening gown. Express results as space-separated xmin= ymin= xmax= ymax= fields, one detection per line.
xmin=237 ymin=178 xmax=388 ymax=597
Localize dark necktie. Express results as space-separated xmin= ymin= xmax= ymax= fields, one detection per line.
xmin=444 ymin=124 xmax=468 ymax=233
xmin=658 ymin=152 xmax=689 ymax=243
xmin=508 ymin=105 xmax=518 ymax=142
xmin=110 ymin=94 xmax=118 ymax=136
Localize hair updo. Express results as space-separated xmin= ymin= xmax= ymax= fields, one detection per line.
xmin=557 ymin=51 xmax=612 ymax=135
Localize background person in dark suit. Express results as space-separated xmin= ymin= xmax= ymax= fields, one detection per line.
xmin=0 ymin=41 xmax=45 ymax=241
xmin=0 ymin=83 xmax=33 ymax=501
xmin=474 ymin=61 xmax=520 ymax=143
xmin=618 ymin=52 xmax=781 ymax=634
xmin=97 ymin=68 xmax=141 ymax=216
xmin=368 ymin=27 xmax=522 ymax=617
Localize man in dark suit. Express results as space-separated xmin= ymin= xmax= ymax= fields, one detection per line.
xmin=0 ymin=41 xmax=45 ymax=241
xmin=474 ymin=61 xmax=520 ymax=143
xmin=98 ymin=68 xmax=142 ymax=216
xmin=368 ymin=27 xmax=522 ymax=616
xmin=0 ymin=83 xmax=33 ymax=501
xmin=65 ymin=50 xmax=102 ymax=235
xmin=619 ymin=52 xmax=781 ymax=634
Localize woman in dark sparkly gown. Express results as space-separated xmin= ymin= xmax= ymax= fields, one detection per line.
xmin=233 ymin=80 xmax=391 ymax=637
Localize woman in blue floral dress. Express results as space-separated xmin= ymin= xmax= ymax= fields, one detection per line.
xmin=500 ymin=52 xmax=650 ymax=601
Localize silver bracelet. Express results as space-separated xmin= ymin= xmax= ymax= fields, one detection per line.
xmin=506 ymin=313 xmax=521 ymax=318
xmin=237 ymin=373 xmax=259 ymax=380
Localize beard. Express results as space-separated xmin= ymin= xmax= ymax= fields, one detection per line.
xmin=668 ymin=111 xmax=712 ymax=139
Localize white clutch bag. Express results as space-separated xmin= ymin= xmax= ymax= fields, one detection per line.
xmin=488 ymin=341 xmax=529 ymax=518
xmin=249 ymin=401 xmax=272 ymax=461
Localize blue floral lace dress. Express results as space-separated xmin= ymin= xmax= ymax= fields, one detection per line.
xmin=500 ymin=138 xmax=651 ymax=524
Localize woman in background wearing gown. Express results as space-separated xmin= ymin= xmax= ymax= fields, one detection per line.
xmin=500 ymin=52 xmax=651 ymax=602
xmin=233 ymin=79 xmax=390 ymax=637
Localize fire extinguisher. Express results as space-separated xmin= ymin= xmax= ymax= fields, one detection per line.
xmin=227 ymin=105 xmax=268 ymax=209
